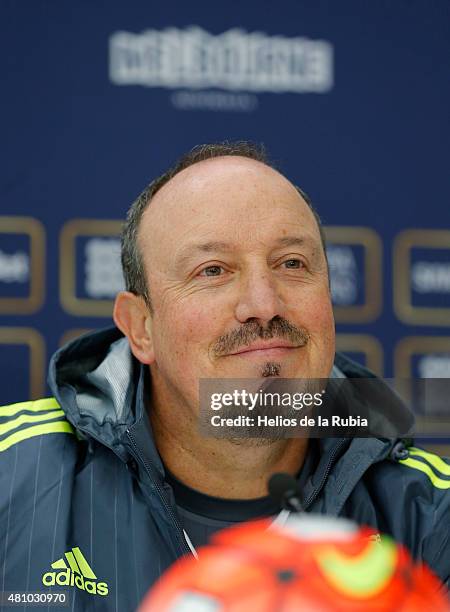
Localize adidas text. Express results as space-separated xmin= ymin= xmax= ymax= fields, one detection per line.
xmin=42 ymin=570 xmax=108 ymax=595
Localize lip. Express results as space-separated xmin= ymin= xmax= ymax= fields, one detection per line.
xmin=228 ymin=341 xmax=298 ymax=356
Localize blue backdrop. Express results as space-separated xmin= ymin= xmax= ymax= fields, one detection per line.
xmin=1 ymin=1 xmax=449 ymax=447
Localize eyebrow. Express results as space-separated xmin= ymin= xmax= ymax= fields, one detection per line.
xmin=269 ymin=236 xmax=320 ymax=262
xmin=273 ymin=236 xmax=307 ymax=249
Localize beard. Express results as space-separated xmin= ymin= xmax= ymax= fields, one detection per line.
xmin=201 ymin=317 xmax=317 ymax=445
xmin=200 ymin=374 xmax=324 ymax=445
xmin=227 ymin=361 xmax=281 ymax=447
xmin=260 ymin=361 xmax=281 ymax=377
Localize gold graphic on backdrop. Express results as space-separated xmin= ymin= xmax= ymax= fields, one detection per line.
xmin=325 ymin=226 xmax=382 ymax=323
xmin=394 ymin=336 xmax=450 ymax=436
xmin=60 ymin=219 xmax=123 ymax=316
xmin=394 ymin=336 xmax=450 ymax=378
xmin=0 ymin=217 xmax=45 ymax=314
xmin=336 ymin=334 xmax=383 ymax=376
xmin=0 ymin=327 xmax=45 ymax=399
xmin=394 ymin=229 xmax=450 ymax=326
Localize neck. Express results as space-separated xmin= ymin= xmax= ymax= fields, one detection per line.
xmin=149 ymin=373 xmax=308 ymax=499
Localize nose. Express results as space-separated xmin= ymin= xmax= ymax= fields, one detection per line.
xmin=234 ymin=268 xmax=287 ymax=325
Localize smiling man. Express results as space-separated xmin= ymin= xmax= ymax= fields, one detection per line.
xmin=1 ymin=142 xmax=449 ymax=610
xmin=114 ymin=146 xmax=335 ymax=500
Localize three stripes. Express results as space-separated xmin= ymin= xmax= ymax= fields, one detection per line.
xmin=0 ymin=397 xmax=74 ymax=452
xmin=51 ymin=546 xmax=97 ymax=579
xmin=399 ymin=446 xmax=450 ymax=489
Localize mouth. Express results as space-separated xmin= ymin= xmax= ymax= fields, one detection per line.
xmin=227 ymin=341 xmax=299 ymax=358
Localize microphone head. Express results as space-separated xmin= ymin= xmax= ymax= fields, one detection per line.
xmin=268 ymin=472 xmax=299 ymax=508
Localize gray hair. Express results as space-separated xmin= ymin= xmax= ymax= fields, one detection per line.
xmin=121 ymin=141 xmax=327 ymax=309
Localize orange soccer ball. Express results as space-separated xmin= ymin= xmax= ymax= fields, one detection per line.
xmin=140 ymin=515 xmax=449 ymax=612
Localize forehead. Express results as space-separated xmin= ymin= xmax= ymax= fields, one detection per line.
xmin=138 ymin=156 xmax=321 ymax=264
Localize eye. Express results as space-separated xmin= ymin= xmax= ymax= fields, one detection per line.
xmin=281 ymin=259 xmax=304 ymax=269
xmin=199 ymin=265 xmax=225 ymax=277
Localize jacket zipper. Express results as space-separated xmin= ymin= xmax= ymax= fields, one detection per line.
xmin=303 ymin=439 xmax=348 ymax=510
xmin=126 ymin=429 xmax=192 ymax=557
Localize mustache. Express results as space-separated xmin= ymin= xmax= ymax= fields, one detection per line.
xmin=212 ymin=316 xmax=310 ymax=358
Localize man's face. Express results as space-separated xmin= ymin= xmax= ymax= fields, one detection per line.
xmin=139 ymin=157 xmax=335 ymax=408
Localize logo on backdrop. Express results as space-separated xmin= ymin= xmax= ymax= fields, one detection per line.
xmin=0 ymin=216 xmax=45 ymax=314
xmin=0 ymin=249 xmax=29 ymax=283
xmin=394 ymin=230 xmax=450 ymax=326
xmin=417 ymin=354 xmax=450 ymax=378
xmin=327 ymin=245 xmax=359 ymax=306
xmin=59 ymin=219 xmax=124 ymax=317
xmin=411 ymin=262 xmax=450 ymax=294
xmin=109 ymin=26 xmax=334 ymax=112
xmin=84 ymin=238 xmax=123 ymax=299
xmin=324 ymin=227 xmax=382 ymax=324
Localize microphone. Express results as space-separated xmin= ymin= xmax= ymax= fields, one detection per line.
xmin=268 ymin=473 xmax=303 ymax=513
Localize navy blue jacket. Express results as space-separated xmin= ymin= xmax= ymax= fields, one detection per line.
xmin=0 ymin=327 xmax=449 ymax=611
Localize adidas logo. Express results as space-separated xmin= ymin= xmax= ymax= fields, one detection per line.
xmin=42 ymin=547 xmax=108 ymax=596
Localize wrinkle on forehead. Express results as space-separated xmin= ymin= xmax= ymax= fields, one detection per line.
xmin=137 ymin=156 xmax=320 ymax=273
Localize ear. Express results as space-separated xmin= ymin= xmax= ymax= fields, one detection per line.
xmin=113 ymin=291 xmax=155 ymax=365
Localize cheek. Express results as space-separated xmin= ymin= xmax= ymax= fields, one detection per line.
xmin=296 ymin=291 xmax=335 ymax=352
xmin=155 ymin=302 xmax=220 ymax=351
xmin=315 ymin=305 xmax=336 ymax=357
xmin=299 ymin=288 xmax=334 ymax=328
xmin=314 ymin=302 xmax=335 ymax=332
xmin=316 ymin=308 xmax=335 ymax=350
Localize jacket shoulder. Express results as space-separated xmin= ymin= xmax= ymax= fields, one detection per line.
xmin=370 ymin=445 xmax=450 ymax=585
xmin=396 ymin=445 xmax=450 ymax=495
xmin=370 ymin=444 xmax=450 ymax=508
xmin=0 ymin=397 xmax=75 ymax=454
xmin=0 ymin=399 xmax=82 ymax=595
